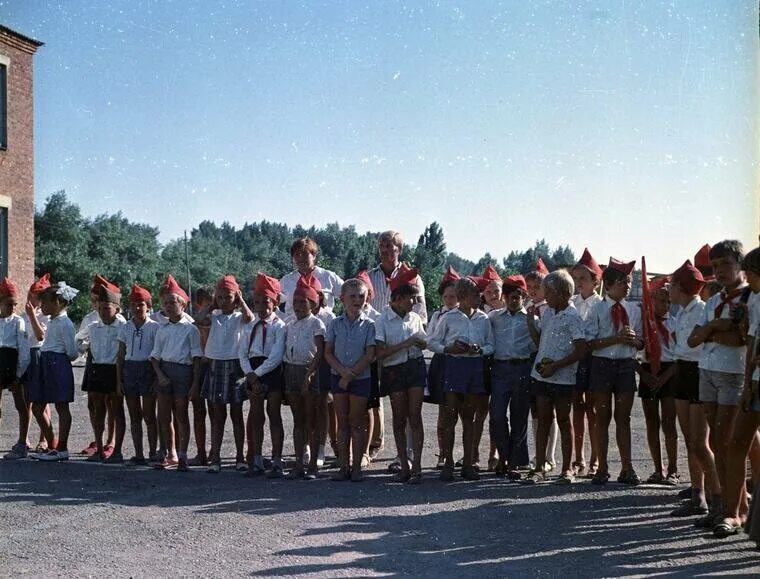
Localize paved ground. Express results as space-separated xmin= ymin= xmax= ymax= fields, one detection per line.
xmin=0 ymin=366 xmax=759 ymax=577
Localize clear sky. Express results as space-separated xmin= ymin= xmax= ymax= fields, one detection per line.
xmin=3 ymin=1 xmax=758 ymax=272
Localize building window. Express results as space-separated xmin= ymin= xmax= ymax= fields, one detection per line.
xmin=0 ymin=207 xmax=7 ymax=278
xmin=0 ymin=63 xmax=6 ymax=150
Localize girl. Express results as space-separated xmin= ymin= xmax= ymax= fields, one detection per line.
xmin=313 ymin=290 xmax=336 ymax=466
xmin=283 ymin=275 xmax=326 ymax=479
xmin=33 ymin=282 xmax=79 ymax=462
xmin=0 ymin=278 xmax=31 ymax=460
xmin=570 ymin=249 xmax=603 ymax=477
xmin=585 ymin=258 xmax=643 ymax=486
xmin=202 ymin=275 xmax=252 ymax=473
xmin=324 ymin=278 xmax=376 ymax=482
xmin=117 ymin=284 xmax=160 ymax=465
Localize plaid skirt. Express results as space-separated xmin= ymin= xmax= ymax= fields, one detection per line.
xmin=202 ymin=358 xmax=245 ymax=404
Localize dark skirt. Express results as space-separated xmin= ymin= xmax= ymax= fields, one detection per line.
xmin=202 ymin=358 xmax=245 ymax=403
xmin=22 ymin=347 xmax=42 ymax=400
xmin=0 ymin=346 xmax=18 ymax=389
xmin=34 ymin=351 xmax=74 ymax=404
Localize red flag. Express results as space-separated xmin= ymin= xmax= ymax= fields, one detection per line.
xmin=640 ymin=256 xmax=661 ymax=375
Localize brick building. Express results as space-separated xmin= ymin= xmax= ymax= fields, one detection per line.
xmin=0 ymin=24 xmax=42 ymax=290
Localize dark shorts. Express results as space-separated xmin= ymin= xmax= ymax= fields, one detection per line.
xmin=638 ymin=361 xmax=676 ymax=400
xmin=0 ymin=347 xmax=18 ymax=389
xmin=331 ymin=374 xmax=371 ymax=398
xmin=246 ymin=357 xmax=283 ymax=398
xmin=84 ymin=363 xmax=118 ymax=394
xmin=532 ymin=380 xmax=574 ymax=400
xmin=22 ymin=347 xmax=42 ymax=400
xmin=424 ymin=353 xmax=445 ymax=405
xmin=574 ymin=354 xmax=592 ymax=392
xmin=589 ymin=357 xmax=637 ymax=395
xmin=381 ymin=357 xmax=426 ymax=395
xmin=283 ymin=362 xmax=319 ymax=395
xmin=203 ymin=358 xmax=245 ymax=404
xmin=122 ymin=360 xmax=155 ymax=397
xmin=156 ymin=361 xmax=193 ymax=397
xmin=317 ymin=360 xmax=332 ymax=394
xmin=443 ymin=356 xmax=486 ymax=395
xmin=674 ymin=360 xmax=701 ymax=404
xmin=367 ymin=362 xmax=381 ymax=409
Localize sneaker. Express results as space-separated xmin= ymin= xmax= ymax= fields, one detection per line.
xmin=207 ymin=462 xmax=222 ymax=474
xmin=440 ymin=463 xmax=455 ymax=482
xmin=461 ymin=467 xmax=480 ymax=481
xmin=37 ymin=449 xmax=69 ymax=462
xmin=435 ymin=456 xmax=446 ymax=470
xmin=235 ymin=461 xmax=248 ymax=472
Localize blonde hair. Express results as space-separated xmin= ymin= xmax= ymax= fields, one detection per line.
xmin=341 ymin=278 xmax=368 ymax=297
xmin=543 ymin=270 xmax=575 ymax=301
xmin=378 ymin=230 xmax=404 ymax=249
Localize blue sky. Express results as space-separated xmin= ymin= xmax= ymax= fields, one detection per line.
xmin=3 ymin=1 xmax=758 ymax=272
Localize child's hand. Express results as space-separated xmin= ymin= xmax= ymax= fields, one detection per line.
xmin=301 ymin=375 xmax=311 ymax=394
xmin=245 ymin=372 xmax=261 ymax=394
xmin=340 ymin=368 xmax=354 ymax=381
xmin=468 ymin=343 xmax=482 ymax=355
xmin=338 ymin=376 xmax=350 ymax=391
xmin=24 ymin=300 xmax=35 ymax=317
xmin=447 ymin=341 xmax=469 ymax=355
xmin=617 ymin=328 xmax=637 ymax=345
xmin=115 ymin=380 xmax=124 ymax=397
xmin=740 ymin=384 xmax=755 ymax=413
xmin=710 ymin=318 xmax=735 ymax=333
xmin=539 ymin=361 xmax=558 ymax=379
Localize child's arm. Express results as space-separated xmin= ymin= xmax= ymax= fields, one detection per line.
xmin=688 ymin=304 xmax=746 ymax=348
xmin=324 ymin=341 xmax=351 ymax=379
xmin=303 ymin=335 xmax=325 ymax=393
xmin=478 ymin=318 xmax=495 ymax=356
xmin=63 ymin=321 xmax=79 ymax=361
xmin=538 ymin=340 xmax=587 ymax=379
xmin=15 ymin=320 xmax=30 ymax=381
xmin=347 ymin=346 xmax=376 ymax=380
xmin=190 ymin=356 xmax=202 ymax=399
xmin=375 ymin=338 xmax=420 ymax=361
xmin=25 ymin=302 xmax=45 ymax=342
xmin=237 ymin=290 xmax=254 ymax=324
xmin=252 ymin=325 xmax=286 ymax=378
xmin=526 ymin=313 xmax=540 ymax=346
xmin=149 ymin=331 xmax=170 ymax=387
xmin=116 ymin=342 xmax=126 ymax=396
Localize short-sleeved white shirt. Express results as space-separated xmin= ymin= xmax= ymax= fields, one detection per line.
xmin=284 ymin=314 xmax=326 ymax=365
xmin=118 ymin=318 xmax=160 ymax=362
xmin=530 ymin=304 xmax=585 ymax=385
xmin=150 ymin=318 xmax=202 ymax=365
xmin=374 ymin=307 xmax=426 ymax=367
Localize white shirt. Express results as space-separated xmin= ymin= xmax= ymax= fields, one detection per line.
xmin=238 ymin=312 xmax=286 ymax=377
xmin=585 ymin=297 xmax=643 ymax=360
xmin=368 ymin=264 xmax=428 ymax=323
xmin=362 ymin=303 xmax=382 ymax=322
xmin=21 ymin=310 xmax=49 ymax=349
xmin=427 ymin=306 xmax=453 ymax=338
xmin=0 ymin=314 xmax=30 ymax=377
xmin=203 ymin=310 xmax=246 ymax=360
xmin=489 ymin=307 xmax=537 ymax=361
xmin=150 ymin=318 xmax=202 ymax=365
xmin=315 ymin=307 xmax=336 ymax=329
xmin=698 ymin=286 xmax=748 ymax=375
xmin=150 ymin=310 xmax=195 ymax=325
xmin=640 ymin=315 xmax=676 ymax=364
xmin=118 ymin=318 xmax=160 ymax=362
xmin=283 ymin=314 xmax=326 ymax=365
xmin=280 ymin=266 xmax=344 ymax=318
xmin=76 ymin=309 xmax=127 ymax=345
xmin=571 ymin=292 xmax=603 ymax=321
xmin=427 ymin=308 xmax=494 ymax=357
xmin=673 ymin=297 xmax=705 ymax=362
xmin=40 ymin=313 xmax=79 ymax=360
xmin=530 ymin=305 xmax=585 ymax=385
xmin=374 ymin=307 xmax=426 ymax=367
xmin=88 ymin=318 xmax=126 ymax=365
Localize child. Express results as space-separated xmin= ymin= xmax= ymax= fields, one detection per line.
xmin=190 ymin=287 xmax=214 ymax=467
xmin=201 ymin=275 xmax=253 ymax=473
xmin=149 ymin=276 xmax=202 ymax=471
xmin=313 ymin=289 xmax=336 ymax=466
xmin=84 ymin=281 xmax=127 ymax=462
xmin=116 ymin=284 xmax=160 ymax=465
xmin=688 ymin=240 xmax=749 ymax=529
xmin=239 ymin=273 xmax=287 ymax=477
xmin=719 ymin=246 xmax=760 ymax=537
xmin=636 ymin=277 xmax=679 ymax=485
xmin=427 ymin=266 xmax=460 ymax=468
xmin=478 ymin=265 xmax=503 ymax=470
xmin=324 ymin=278 xmax=376 ymax=482
xmin=489 ymin=275 xmax=535 ymax=478
xmin=0 ymin=278 xmax=31 ymax=460
xmin=481 ymin=265 xmax=506 ymax=313
xmin=668 ymin=260 xmax=709 ymax=517
xmin=522 ymin=270 xmax=586 ymax=484
xmin=375 ymin=267 xmax=427 ymax=483
xmin=428 ymin=277 xmax=494 ymax=481
xmin=585 ymin=258 xmax=643 ymax=486
xmin=283 ymin=275 xmax=326 ymax=479
xmin=33 ymin=282 xmax=80 ymax=462
xmin=20 ymin=274 xmax=55 ymax=455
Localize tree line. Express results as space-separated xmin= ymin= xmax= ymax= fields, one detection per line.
xmin=34 ymin=191 xmax=575 ymax=321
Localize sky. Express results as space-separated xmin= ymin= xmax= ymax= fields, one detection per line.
xmin=2 ymin=1 xmax=758 ymax=272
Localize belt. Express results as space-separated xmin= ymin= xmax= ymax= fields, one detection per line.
xmin=495 ymin=358 xmax=531 ymax=365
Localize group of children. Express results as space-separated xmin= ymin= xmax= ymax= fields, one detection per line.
xmin=1 ymin=236 xmax=760 ymax=543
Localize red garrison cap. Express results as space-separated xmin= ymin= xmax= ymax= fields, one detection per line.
xmin=128 ymin=283 xmax=152 ymax=304
xmin=481 ymin=265 xmax=501 ymax=283
xmin=293 ymin=274 xmax=321 ymax=304
xmin=161 ymin=274 xmax=190 ymax=303
xmin=29 ymin=273 xmax=51 ymax=295
xmin=502 ymin=274 xmax=528 ymax=294
xmin=671 ymin=260 xmax=706 ymax=296
xmin=254 ymin=273 xmax=280 ymax=301
xmin=0 ymin=278 xmax=19 ymax=300
xmin=388 ymin=264 xmax=419 ymax=292
xmin=574 ymin=248 xmax=603 ymax=279
xmin=607 ymin=257 xmax=636 ymax=276
xmin=534 ymin=258 xmax=549 ymax=275
xmin=216 ymin=275 xmax=240 ymax=294
xmin=355 ymin=270 xmax=375 ymax=299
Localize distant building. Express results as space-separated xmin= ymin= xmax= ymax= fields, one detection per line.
xmin=0 ymin=24 xmax=42 ymax=288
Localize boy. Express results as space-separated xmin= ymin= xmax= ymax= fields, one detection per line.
xmin=688 ymin=240 xmax=749 ymax=529
xmin=85 ymin=281 xmax=127 ymax=462
xmin=481 ymin=265 xmax=505 ymax=313
xmin=522 ymin=270 xmax=586 ymax=484
xmin=489 ymin=275 xmax=535 ymax=478
xmin=428 ymin=278 xmax=494 ymax=481
xmin=375 ymin=267 xmax=427 ymax=483
xmin=149 ymin=276 xmax=202 ymax=471
xmin=585 ymin=258 xmax=643 ymax=486
xmin=239 ymin=273 xmax=287 ymax=477
xmin=324 ymin=278 xmax=376 ymax=482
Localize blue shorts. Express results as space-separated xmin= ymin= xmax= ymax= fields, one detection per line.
xmin=443 ymin=356 xmax=486 ymax=395
xmin=330 ymin=374 xmax=371 ymax=398
xmin=589 ymin=357 xmax=636 ymax=395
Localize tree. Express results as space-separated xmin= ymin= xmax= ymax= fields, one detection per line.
xmin=413 ymin=222 xmax=447 ymax=310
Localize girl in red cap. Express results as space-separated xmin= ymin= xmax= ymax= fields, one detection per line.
xmin=0 ymin=278 xmax=31 ymax=460
xmin=239 ymin=273 xmax=287 ymax=478
xmin=116 ymin=284 xmax=161 ymax=465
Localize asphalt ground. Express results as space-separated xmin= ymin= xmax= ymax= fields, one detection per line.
xmin=0 ymin=366 xmax=759 ymax=577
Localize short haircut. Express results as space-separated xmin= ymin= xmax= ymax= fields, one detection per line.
xmin=377 ymin=230 xmax=404 ymax=249
xmin=390 ymin=284 xmax=419 ymax=301
xmin=525 ymin=271 xmax=546 ymax=283
xmin=571 ymin=264 xmax=600 ymax=284
xmin=290 ymin=237 xmax=319 ymax=257
xmin=437 ymin=279 xmax=457 ymax=296
xmin=710 ymin=239 xmax=744 ymax=263
xmin=341 ymin=278 xmax=368 ymax=296
xmin=454 ymin=278 xmax=479 ymax=300
xmin=194 ymin=287 xmax=213 ymax=304
xmin=543 ymin=270 xmax=575 ymax=301
xmin=602 ymin=266 xmax=627 ymax=287
xmin=741 ymin=247 xmax=760 ymax=275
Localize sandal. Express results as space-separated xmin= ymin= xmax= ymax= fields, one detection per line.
xmin=572 ymin=461 xmax=586 ymax=477
xmin=188 ymin=454 xmax=208 ymax=467
xmin=245 ymin=464 xmax=265 ymax=477
xmin=714 ymin=520 xmax=743 ymax=538
xmin=586 ymin=463 xmax=599 ymax=478
xmin=670 ymin=500 xmax=708 ymax=517
xmin=102 ymin=445 xmax=115 ymax=460
xmin=695 ymin=512 xmax=723 ymax=529
xmin=520 ymin=470 xmax=546 ymax=485
xmin=506 ymin=469 xmax=522 ymax=481
xmin=664 ymin=472 xmax=680 ymax=486
xmin=81 ymin=441 xmax=97 ymax=456
xmin=435 ymin=455 xmax=446 ymax=470
xmin=361 ymin=453 xmax=371 ymax=469
xmin=287 ymin=466 xmax=304 ymax=480
xmin=461 ymin=467 xmax=480 ymax=481
xmin=177 ymin=457 xmax=189 ymax=472
xmin=407 ymin=471 xmax=422 ymax=485
xmin=268 ymin=463 xmax=285 ymax=479
xmin=591 ymin=471 xmax=610 ymax=486
xmin=617 ymin=470 xmax=641 ymax=486
xmin=646 ymin=472 xmax=665 ymax=484
xmin=127 ymin=456 xmax=148 ymax=466
xmin=304 ymin=468 xmax=318 ymax=481
xmin=207 ymin=462 xmax=222 ymax=474
xmin=34 ymin=441 xmax=49 ymax=454
xmin=440 ymin=464 xmax=455 ymax=482
xmin=487 ymin=458 xmax=499 ymax=472
xmin=154 ymin=457 xmax=179 ymax=470
xmin=351 ymin=468 xmax=364 ymax=482
xmin=555 ymin=471 xmax=575 ymax=485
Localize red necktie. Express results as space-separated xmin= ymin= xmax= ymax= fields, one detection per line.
xmin=655 ymin=317 xmax=670 ymax=347
xmin=714 ymin=288 xmax=743 ymax=318
xmin=611 ymin=302 xmax=629 ymax=333
xmin=249 ymin=319 xmax=268 ymax=354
